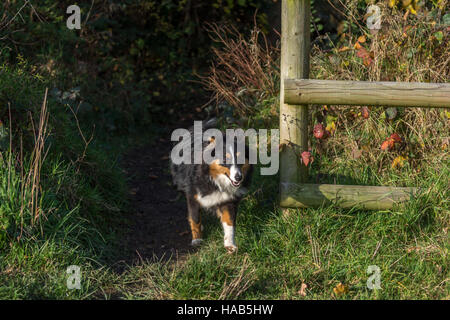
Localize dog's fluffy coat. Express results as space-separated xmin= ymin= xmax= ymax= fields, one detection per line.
xmin=170 ymin=119 xmax=252 ymax=252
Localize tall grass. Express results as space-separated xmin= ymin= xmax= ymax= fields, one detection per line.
xmin=0 ymin=61 xmax=127 ymax=299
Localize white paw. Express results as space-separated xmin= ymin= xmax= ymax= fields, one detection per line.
xmin=225 ymin=244 xmax=238 ymax=254
xmin=191 ymin=239 xmax=203 ymax=247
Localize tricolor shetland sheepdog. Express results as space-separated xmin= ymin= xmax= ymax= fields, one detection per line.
xmin=170 ymin=119 xmax=252 ymax=253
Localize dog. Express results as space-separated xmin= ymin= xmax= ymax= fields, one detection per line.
xmin=170 ymin=119 xmax=252 ymax=253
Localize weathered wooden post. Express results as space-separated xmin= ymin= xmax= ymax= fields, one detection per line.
xmin=279 ymin=0 xmax=310 ymax=207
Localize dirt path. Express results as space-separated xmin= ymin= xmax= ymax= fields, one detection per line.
xmin=119 ymin=129 xmax=196 ymax=266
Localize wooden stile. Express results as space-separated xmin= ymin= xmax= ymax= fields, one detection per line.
xmin=278 ymin=0 xmax=438 ymax=209
xmin=284 ymin=79 xmax=450 ymax=108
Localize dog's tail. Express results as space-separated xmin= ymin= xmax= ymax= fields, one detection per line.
xmin=203 ymin=117 xmax=217 ymax=129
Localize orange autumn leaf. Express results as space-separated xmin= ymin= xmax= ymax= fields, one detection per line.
xmin=390 ymin=133 xmax=402 ymax=143
xmin=338 ymin=46 xmax=351 ymax=52
xmin=381 ymin=133 xmax=402 ymax=151
xmin=381 ymin=138 xmax=395 ymax=151
xmin=361 ymin=106 xmax=370 ymax=119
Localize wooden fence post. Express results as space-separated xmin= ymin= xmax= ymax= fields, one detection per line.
xmin=280 ymin=0 xmax=310 ymax=206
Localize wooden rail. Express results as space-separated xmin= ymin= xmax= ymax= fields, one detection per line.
xmin=284 ymin=79 xmax=450 ymax=107
xmin=280 ymin=183 xmax=419 ymax=210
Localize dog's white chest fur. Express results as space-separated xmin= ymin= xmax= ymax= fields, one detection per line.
xmin=196 ymin=191 xmax=234 ymax=208
xmin=196 ymin=174 xmax=247 ymax=208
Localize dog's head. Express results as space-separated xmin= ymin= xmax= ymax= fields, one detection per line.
xmin=207 ymin=140 xmax=252 ymax=189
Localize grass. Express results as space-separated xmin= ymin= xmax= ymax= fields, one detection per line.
xmin=0 ymin=0 xmax=448 ymax=300
xmin=0 ymin=85 xmax=447 ymax=301
xmin=1 ymin=157 xmax=447 ymax=299
xmin=107 ymin=159 xmax=448 ymax=300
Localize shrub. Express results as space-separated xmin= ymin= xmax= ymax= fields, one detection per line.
xmin=202 ymin=23 xmax=280 ymax=118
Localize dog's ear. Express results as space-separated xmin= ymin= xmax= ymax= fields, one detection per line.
xmin=204 ymin=137 xmax=216 ymax=157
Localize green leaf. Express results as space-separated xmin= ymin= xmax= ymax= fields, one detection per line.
xmin=434 ymin=31 xmax=443 ymax=42
xmin=442 ymin=13 xmax=450 ymax=26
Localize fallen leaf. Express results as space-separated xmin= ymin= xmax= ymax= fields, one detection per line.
xmin=149 ymin=174 xmax=158 ymax=179
xmin=298 ymin=283 xmax=308 ymax=297
xmin=351 ymin=147 xmax=362 ymax=159
xmin=381 ymin=133 xmax=402 ymax=151
xmin=361 ymin=106 xmax=370 ymax=119
xmin=392 ymin=155 xmax=408 ymax=168
xmin=338 ymin=46 xmax=351 ymax=52
xmin=333 ymin=283 xmax=349 ymax=296
xmin=381 ymin=138 xmax=395 ymax=151
xmin=441 ymin=137 xmax=449 ymax=150
xmin=390 ymin=133 xmax=402 ymax=143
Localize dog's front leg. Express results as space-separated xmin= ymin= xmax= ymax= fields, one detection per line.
xmin=218 ymin=204 xmax=237 ymax=253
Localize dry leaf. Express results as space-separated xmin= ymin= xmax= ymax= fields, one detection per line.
xmin=390 ymin=133 xmax=402 ymax=143
xmin=333 ymin=282 xmax=349 ymax=296
xmin=381 ymin=133 xmax=402 ymax=151
xmin=381 ymin=138 xmax=395 ymax=151
xmin=361 ymin=106 xmax=370 ymax=119
xmin=338 ymin=46 xmax=351 ymax=52
xmin=298 ymin=283 xmax=308 ymax=297
xmin=392 ymin=155 xmax=408 ymax=168
xmin=351 ymin=147 xmax=362 ymax=159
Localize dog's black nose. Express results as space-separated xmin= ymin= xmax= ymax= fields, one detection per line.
xmin=235 ymin=172 xmax=242 ymax=182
